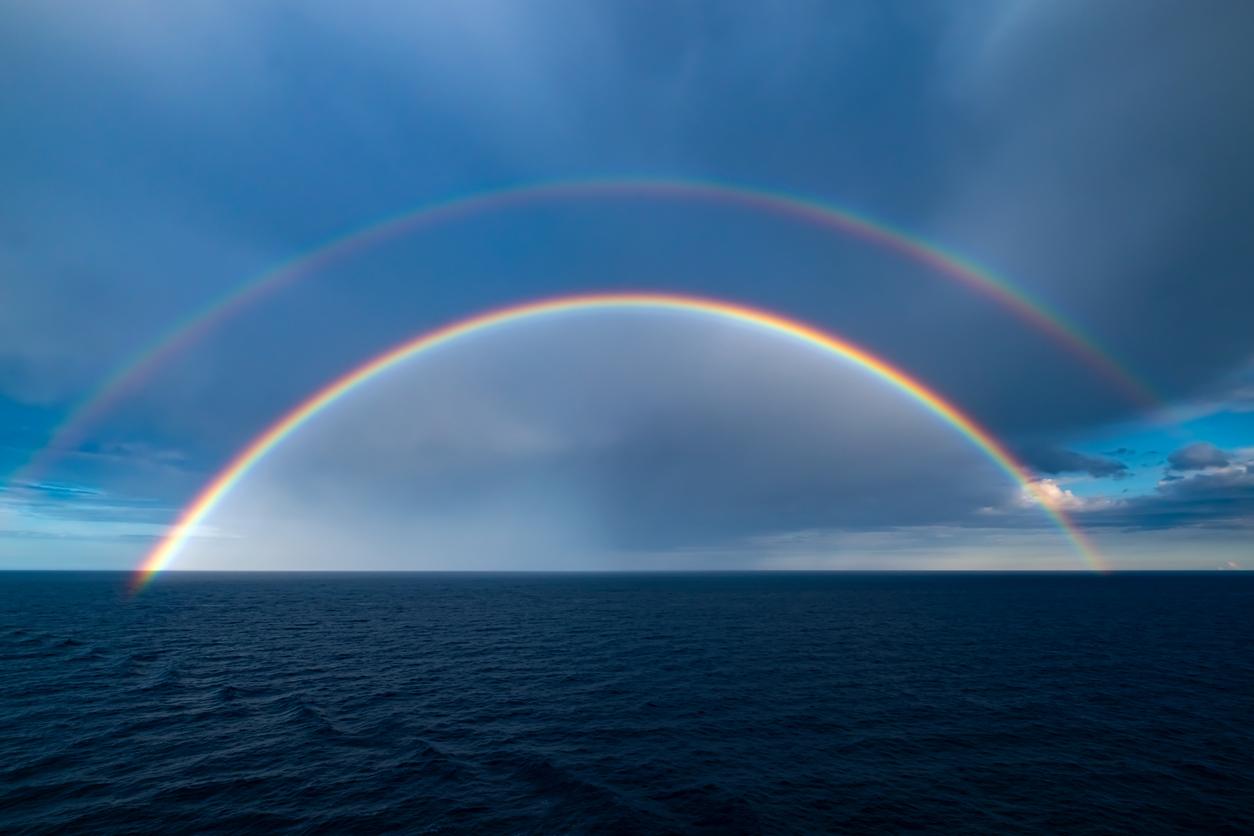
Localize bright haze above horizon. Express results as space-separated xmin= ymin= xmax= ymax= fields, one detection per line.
xmin=2 ymin=1 xmax=1252 ymax=572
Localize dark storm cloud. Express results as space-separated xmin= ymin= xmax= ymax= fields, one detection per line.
xmin=1022 ymin=447 xmax=1128 ymax=480
xmin=1168 ymin=443 xmax=1231 ymax=472
xmin=7 ymin=1 xmax=1253 ymax=440
xmin=3 ymin=1 xmax=1253 ymax=566
xmin=934 ymin=0 xmax=1254 ymax=431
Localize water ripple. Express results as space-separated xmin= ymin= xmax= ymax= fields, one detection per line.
xmin=1 ymin=571 xmax=1251 ymax=833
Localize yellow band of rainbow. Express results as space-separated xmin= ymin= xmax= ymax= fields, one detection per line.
xmin=134 ymin=293 xmax=1105 ymax=587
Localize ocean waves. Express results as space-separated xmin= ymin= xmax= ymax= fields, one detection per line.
xmin=1 ymin=572 xmax=1251 ymax=833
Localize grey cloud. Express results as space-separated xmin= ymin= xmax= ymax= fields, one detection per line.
xmin=14 ymin=0 xmax=1249 ymax=451
xmin=0 ymin=183 xmax=270 ymax=405
xmin=173 ymin=316 xmax=1034 ymax=570
xmin=937 ymin=0 xmax=1254 ymax=421
xmin=6 ymin=1 xmax=1253 ymax=571
xmin=1023 ymin=446 xmax=1128 ymax=479
xmin=1168 ymin=443 xmax=1230 ymax=471
xmin=1077 ymin=450 xmax=1254 ymax=530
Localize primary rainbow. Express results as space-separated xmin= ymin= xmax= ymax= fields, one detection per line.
xmin=134 ymin=292 xmax=1106 ymax=587
xmin=15 ymin=177 xmax=1155 ymax=492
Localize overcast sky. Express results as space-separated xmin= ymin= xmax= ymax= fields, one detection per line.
xmin=2 ymin=0 xmax=1252 ymax=570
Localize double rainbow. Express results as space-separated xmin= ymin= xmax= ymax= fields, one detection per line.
xmin=135 ymin=293 xmax=1106 ymax=588
xmin=14 ymin=177 xmax=1154 ymax=491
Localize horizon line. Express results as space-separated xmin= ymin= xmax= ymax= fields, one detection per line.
xmin=0 ymin=568 xmax=1240 ymax=575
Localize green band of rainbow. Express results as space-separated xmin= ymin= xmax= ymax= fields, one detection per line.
xmin=134 ymin=292 xmax=1106 ymax=587
xmin=14 ymin=177 xmax=1155 ymax=492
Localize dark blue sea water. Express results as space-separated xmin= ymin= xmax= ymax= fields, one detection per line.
xmin=1 ymin=572 xmax=1251 ymax=833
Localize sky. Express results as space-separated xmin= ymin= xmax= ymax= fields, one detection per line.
xmin=2 ymin=0 xmax=1253 ymax=572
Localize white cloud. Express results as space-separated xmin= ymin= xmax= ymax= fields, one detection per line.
xmin=1017 ymin=478 xmax=1115 ymax=513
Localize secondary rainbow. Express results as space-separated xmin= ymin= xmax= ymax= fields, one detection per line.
xmin=134 ymin=292 xmax=1106 ymax=588
xmin=14 ymin=177 xmax=1155 ymax=492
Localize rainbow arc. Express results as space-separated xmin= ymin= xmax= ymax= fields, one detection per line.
xmin=134 ymin=293 xmax=1106 ymax=589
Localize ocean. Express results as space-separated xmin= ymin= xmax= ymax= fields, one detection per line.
xmin=1 ymin=572 xmax=1251 ymax=833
